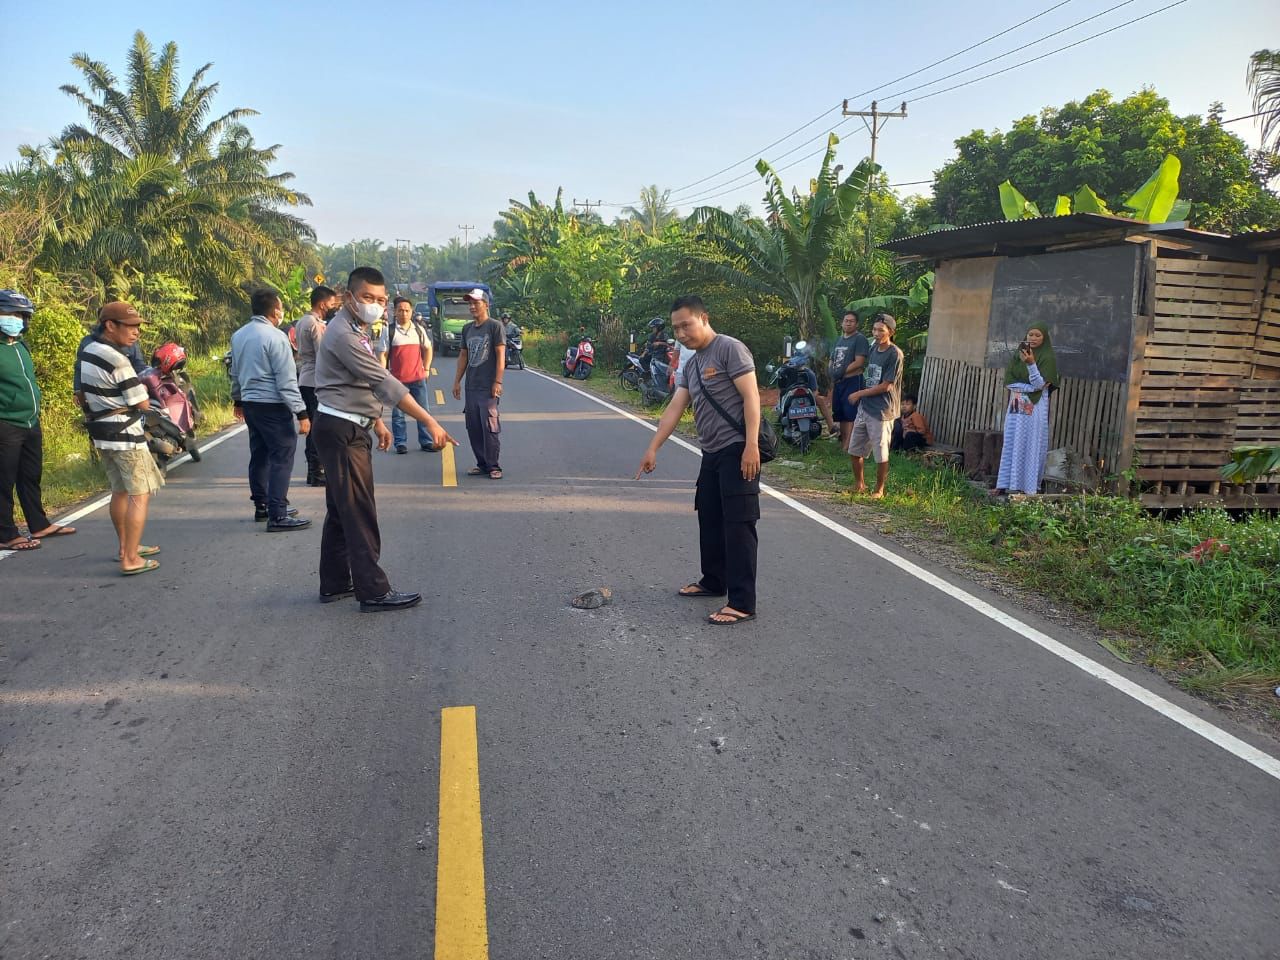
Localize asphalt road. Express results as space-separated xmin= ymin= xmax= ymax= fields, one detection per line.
xmin=2 ymin=366 xmax=1278 ymax=960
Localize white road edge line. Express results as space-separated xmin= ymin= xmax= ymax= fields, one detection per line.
xmin=0 ymin=424 xmax=248 ymax=561
xmin=528 ymin=367 xmax=1280 ymax=783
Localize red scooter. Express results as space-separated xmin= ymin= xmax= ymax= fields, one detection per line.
xmin=139 ymin=342 xmax=204 ymax=465
xmin=562 ymin=336 xmax=595 ymax=380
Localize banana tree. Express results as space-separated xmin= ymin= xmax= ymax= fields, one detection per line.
xmin=691 ymin=135 xmax=877 ymax=340
xmin=999 ymin=154 xmax=1190 ymax=224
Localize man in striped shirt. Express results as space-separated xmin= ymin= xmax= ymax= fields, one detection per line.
xmin=78 ymin=301 xmax=165 ymax=575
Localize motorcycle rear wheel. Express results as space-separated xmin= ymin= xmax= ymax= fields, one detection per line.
xmin=620 ymin=369 xmax=640 ymax=391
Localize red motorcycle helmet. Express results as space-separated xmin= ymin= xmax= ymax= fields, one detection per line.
xmin=151 ymin=342 xmax=187 ymax=375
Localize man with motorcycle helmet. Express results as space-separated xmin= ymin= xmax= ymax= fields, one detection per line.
xmin=1 ymin=290 xmax=74 ymax=552
xmin=639 ymin=316 xmax=668 ymax=375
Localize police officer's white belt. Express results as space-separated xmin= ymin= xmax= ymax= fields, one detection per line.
xmin=317 ymin=402 xmax=375 ymax=428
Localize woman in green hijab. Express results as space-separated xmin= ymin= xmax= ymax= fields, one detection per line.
xmin=995 ymin=321 xmax=1058 ymax=494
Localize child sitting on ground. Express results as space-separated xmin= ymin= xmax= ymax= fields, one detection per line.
xmin=891 ymin=394 xmax=933 ymax=451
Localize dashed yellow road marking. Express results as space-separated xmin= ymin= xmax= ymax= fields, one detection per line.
xmin=431 ymin=367 xmax=439 ymax=376
xmin=435 ymin=706 xmax=488 ymax=959
xmin=435 ymin=389 xmax=446 ymax=405
xmin=441 ymin=442 xmax=458 ymax=487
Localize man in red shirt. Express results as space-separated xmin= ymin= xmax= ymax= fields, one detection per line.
xmin=386 ymin=296 xmax=435 ymax=453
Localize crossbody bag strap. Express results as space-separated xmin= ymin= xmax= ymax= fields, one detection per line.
xmin=689 ymin=359 xmax=747 ymax=437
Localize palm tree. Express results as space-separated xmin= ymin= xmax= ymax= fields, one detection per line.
xmin=690 ymin=135 xmax=876 ymax=340
xmin=1247 ymin=49 xmax=1280 ymax=155
xmin=21 ymin=31 xmax=312 ymax=302
xmin=622 ymin=185 xmax=679 ymax=236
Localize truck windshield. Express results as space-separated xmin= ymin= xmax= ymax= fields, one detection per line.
xmin=439 ymin=299 xmax=472 ymax=320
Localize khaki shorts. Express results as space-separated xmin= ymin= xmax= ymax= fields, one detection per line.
xmin=99 ymin=446 xmax=166 ymax=495
xmin=847 ymin=409 xmax=893 ymax=463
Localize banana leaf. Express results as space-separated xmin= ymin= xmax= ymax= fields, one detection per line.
xmin=1053 ymin=195 xmax=1072 ymax=216
xmin=999 ymin=181 xmax=1040 ymax=220
xmin=1167 ymin=199 xmax=1192 ymax=223
xmin=1221 ymin=444 xmax=1280 ymax=483
xmin=1124 ymin=154 xmax=1181 ymax=223
xmin=1073 ymin=184 xmax=1110 ymax=215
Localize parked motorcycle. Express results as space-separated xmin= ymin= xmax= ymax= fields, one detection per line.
xmin=640 ymin=340 xmax=677 ymax=406
xmin=562 ymin=336 xmax=595 ymax=380
xmin=619 ymin=351 xmax=646 ymax=391
xmin=767 ymin=347 xmax=822 ymax=454
xmin=140 ymin=342 xmax=204 ymax=465
xmin=505 ymin=327 xmax=525 ymax=370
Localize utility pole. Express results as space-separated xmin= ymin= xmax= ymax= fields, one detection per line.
xmin=572 ymin=198 xmax=603 ymax=215
xmin=841 ymin=99 xmax=907 ymax=254
xmin=394 ymin=239 xmax=411 ymax=289
xmin=841 ymin=99 xmax=907 ymax=167
xmin=457 ymin=225 xmax=475 ymax=276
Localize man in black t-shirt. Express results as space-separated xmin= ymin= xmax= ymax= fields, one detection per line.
xmin=452 ymin=289 xmax=506 ymax=478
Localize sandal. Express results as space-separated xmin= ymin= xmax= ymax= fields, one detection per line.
xmin=31 ymin=524 xmax=76 ymax=537
xmin=678 ymin=582 xmax=725 ymax=598
xmin=2 ymin=536 xmax=41 ymax=552
xmin=489 ymin=468 xmax=503 ymax=480
xmin=114 ymin=545 xmax=160 ymax=561
xmin=708 ymin=606 xmax=756 ymax=625
xmin=466 ymin=467 xmax=486 ymax=476
xmin=121 ymin=558 xmax=160 ymax=576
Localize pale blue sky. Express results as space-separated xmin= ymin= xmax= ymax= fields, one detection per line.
xmin=4 ymin=0 xmax=1277 ymax=245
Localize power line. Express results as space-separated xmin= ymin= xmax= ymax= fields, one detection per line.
xmin=664 ymin=103 xmax=843 ymax=196
xmin=627 ymin=1 xmax=1083 ymax=209
xmin=1218 ymin=112 xmax=1269 ymax=126
xmin=885 ymin=0 xmax=1190 ymax=106
xmin=844 ymin=0 xmax=1075 ymax=104
xmin=848 ymin=0 xmax=1141 ymax=106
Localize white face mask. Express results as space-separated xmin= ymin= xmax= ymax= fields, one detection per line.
xmin=347 ymin=294 xmax=383 ymax=326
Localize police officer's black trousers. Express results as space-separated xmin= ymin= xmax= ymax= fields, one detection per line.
xmin=313 ymin=413 xmax=391 ymax=601
xmin=693 ymin=441 xmax=760 ymax=614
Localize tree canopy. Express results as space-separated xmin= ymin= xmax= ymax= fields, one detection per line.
xmin=927 ymin=88 xmax=1280 ymax=232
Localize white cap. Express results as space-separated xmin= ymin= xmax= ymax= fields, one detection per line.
xmin=464 ymin=288 xmax=486 ymax=302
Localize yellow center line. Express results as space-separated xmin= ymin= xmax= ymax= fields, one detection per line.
xmin=431 ymin=367 xmax=438 ymax=376
xmin=441 ymin=441 xmax=458 ymax=487
xmin=435 ymin=706 xmax=489 ymax=960
xmin=435 ymin=389 xmax=446 ymax=405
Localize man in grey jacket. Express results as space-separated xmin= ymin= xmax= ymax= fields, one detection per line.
xmin=312 ymin=267 xmax=457 ymax=612
xmin=229 ymin=289 xmax=311 ymax=530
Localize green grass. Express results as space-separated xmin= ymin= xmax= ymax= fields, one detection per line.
xmin=533 ymin=339 xmax=1280 ymax=702
xmin=35 ymin=353 xmax=239 ymax=515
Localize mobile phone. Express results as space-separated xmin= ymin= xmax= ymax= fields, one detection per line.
xmin=1018 ymin=340 xmax=1030 ymax=352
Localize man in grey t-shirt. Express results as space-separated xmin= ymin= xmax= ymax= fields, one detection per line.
xmin=846 ymin=312 xmax=904 ymax=499
xmin=451 ymin=289 xmax=506 ymax=478
xmin=637 ymin=295 xmax=762 ymax=626
xmin=829 ymin=310 xmax=870 ymax=450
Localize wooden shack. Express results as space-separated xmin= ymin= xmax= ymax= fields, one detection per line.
xmin=883 ymin=213 xmax=1280 ymax=508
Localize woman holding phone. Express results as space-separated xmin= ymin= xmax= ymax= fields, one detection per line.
xmin=995 ymin=322 xmax=1058 ymax=495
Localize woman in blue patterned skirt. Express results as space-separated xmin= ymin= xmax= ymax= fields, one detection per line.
xmin=995 ymin=322 xmax=1058 ymax=495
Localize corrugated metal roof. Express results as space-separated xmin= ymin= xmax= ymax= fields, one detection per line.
xmin=880 ymin=213 xmax=1153 ymax=259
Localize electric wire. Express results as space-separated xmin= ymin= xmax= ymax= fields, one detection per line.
xmin=845 ymin=0 xmax=1141 ymax=106
xmin=612 ymin=0 xmax=1088 ymax=207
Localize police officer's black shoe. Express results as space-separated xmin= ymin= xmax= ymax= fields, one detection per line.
xmin=267 ymin=516 xmax=311 ymax=532
xmin=319 ymin=584 xmax=355 ymax=603
xmin=359 ymin=590 xmax=422 ymax=613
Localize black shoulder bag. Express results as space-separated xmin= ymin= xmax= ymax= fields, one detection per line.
xmin=688 ymin=359 xmax=778 ymax=463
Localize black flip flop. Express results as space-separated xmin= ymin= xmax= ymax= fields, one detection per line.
xmin=678 ymin=583 xmax=725 ymax=599
xmin=708 ymin=607 xmax=756 ymax=625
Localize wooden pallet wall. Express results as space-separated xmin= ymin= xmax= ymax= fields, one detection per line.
xmin=1134 ymin=257 xmax=1280 ymax=507
xmin=918 ymin=355 xmax=1123 ymax=469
